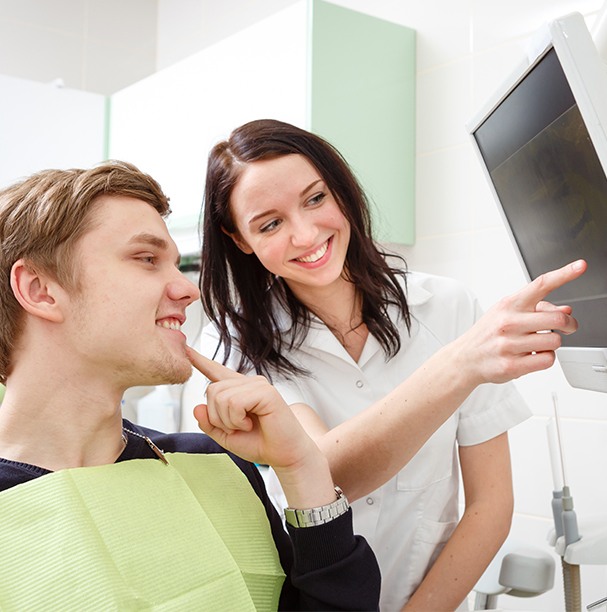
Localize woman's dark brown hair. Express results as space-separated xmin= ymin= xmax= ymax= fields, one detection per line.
xmin=201 ymin=119 xmax=410 ymax=378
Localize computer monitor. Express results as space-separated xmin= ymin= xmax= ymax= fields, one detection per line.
xmin=468 ymin=12 xmax=607 ymax=393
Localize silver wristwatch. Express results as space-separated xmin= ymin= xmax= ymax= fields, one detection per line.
xmin=284 ymin=486 xmax=350 ymax=528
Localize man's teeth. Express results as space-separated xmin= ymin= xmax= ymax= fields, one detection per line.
xmin=156 ymin=319 xmax=181 ymax=331
xmin=297 ymin=241 xmax=329 ymax=263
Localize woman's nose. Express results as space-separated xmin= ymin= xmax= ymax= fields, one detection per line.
xmin=290 ymin=219 xmax=319 ymax=248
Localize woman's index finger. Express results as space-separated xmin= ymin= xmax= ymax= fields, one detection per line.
xmin=514 ymin=260 xmax=586 ymax=309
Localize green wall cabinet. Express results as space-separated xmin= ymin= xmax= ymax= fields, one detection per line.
xmin=310 ymin=1 xmax=415 ymax=244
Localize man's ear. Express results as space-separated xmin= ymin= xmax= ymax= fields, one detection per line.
xmin=10 ymin=259 xmax=65 ymax=323
xmin=221 ymin=227 xmax=254 ymax=255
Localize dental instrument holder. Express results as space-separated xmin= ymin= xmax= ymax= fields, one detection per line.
xmin=561 ymin=486 xmax=580 ymax=546
xmin=587 ymin=595 xmax=607 ymax=611
xmin=548 ymin=445 xmax=607 ymax=566
xmin=552 ymin=489 xmax=564 ymax=540
xmin=549 ymin=475 xmax=607 ymax=611
xmin=547 ymin=397 xmax=583 ymax=612
xmin=553 ymin=485 xmax=582 ymax=612
xmin=545 ymin=396 xmax=607 ymax=610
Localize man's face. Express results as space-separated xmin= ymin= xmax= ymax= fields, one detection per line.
xmin=65 ymin=196 xmax=200 ymax=388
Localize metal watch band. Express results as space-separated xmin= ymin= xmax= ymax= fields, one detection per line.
xmin=284 ymin=485 xmax=350 ymax=528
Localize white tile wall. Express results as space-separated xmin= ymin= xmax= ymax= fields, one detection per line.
xmin=417 ymin=59 xmax=474 ymax=154
xmin=0 ymin=17 xmax=85 ymax=87
xmin=0 ymin=0 xmax=157 ymax=94
xmin=0 ymin=0 xmax=86 ymax=34
xmin=156 ymin=0 xmax=301 ymax=70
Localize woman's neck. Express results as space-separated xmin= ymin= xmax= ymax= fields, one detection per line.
xmin=289 ymin=277 xmax=369 ymax=362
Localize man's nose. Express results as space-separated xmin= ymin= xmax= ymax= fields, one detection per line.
xmin=168 ymin=271 xmax=200 ymax=306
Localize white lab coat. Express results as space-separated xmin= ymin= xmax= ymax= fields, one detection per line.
xmin=200 ymin=270 xmax=531 ymax=611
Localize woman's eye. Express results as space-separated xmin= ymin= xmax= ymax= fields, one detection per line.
xmin=260 ymin=219 xmax=282 ymax=233
xmin=307 ymin=192 xmax=326 ymax=207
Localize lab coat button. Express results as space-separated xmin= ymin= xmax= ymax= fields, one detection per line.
xmin=356 ymin=380 xmax=364 ymax=388
xmin=366 ymin=497 xmax=374 ymax=505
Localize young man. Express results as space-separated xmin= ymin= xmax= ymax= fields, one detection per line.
xmin=0 ymin=161 xmax=380 ymax=610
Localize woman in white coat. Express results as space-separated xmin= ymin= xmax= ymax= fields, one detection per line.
xmin=197 ymin=119 xmax=584 ymax=611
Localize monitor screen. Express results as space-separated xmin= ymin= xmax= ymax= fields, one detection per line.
xmin=468 ymin=12 xmax=607 ymax=391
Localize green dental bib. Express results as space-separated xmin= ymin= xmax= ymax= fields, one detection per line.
xmin=0 ymin=453 xmax=285 ymax=611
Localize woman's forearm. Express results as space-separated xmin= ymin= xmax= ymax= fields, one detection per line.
xmin=299 ymin=261 xmax=584 ymax=500
xmin=403 ymin=434 xmax=514 ymax=611
xmin=401 ymin=499 xmax=512 ymax=611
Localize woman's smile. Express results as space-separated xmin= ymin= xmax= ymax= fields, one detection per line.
xmin=292 ymin=237 xmax=332 ymax=266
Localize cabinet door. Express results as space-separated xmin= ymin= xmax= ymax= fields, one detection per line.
xmin=310 ymin=0 xmax=416 ymax=245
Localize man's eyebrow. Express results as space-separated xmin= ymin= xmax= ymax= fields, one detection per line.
xmin=127 ymin=233 xmax=169 ymax=250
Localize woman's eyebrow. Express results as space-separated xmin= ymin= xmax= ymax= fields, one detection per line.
xmin=248 ymin=208 xmax=279 ymax=225
xmin=247 ymin=179 xmax=324 ymax=226
xmin=300 ymin=179 xmax=323 ymax=197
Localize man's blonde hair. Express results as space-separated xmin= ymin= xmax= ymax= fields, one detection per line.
xmin=0 ymin=160 xmax=171 ymax=383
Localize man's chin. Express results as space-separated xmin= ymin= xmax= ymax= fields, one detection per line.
xmin=131 ymin=360 xmax=193 ymax=387
xmin=170 ymin=365 xmax=193 ymax=385
xmin=162 ymin=361 xmax=193 ymax=386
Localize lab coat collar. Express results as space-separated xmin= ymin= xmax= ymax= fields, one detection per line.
xmin=269 ymin=296 xmax=380 ymax=368
xmin=404 ymin=272 xmax=434 ymax=307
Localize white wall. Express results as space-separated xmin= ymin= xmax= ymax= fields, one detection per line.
xmin=0 ymin=73 xmax=106 ymax=188
xmin=156 ymin=0 xmax=300 ymax=70
xmin=0 ymin=0 xmax=157 ymax=95
xmin=158 ymin=2 xmax=607 ymax=610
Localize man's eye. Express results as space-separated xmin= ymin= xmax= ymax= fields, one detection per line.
xmin=138 ymin=255 xmax=156 ymax=265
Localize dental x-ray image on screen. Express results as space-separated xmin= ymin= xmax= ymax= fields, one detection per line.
xmin=468 ymin=12 xmax=607 ymax=393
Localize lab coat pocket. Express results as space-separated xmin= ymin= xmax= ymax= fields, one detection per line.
xmin=416 ymin=516 xmax=458 ymax=545
xmin=395 ymin=417 xmax=457 ymax=491
xmin=411 ymin=516 xmax=459 ymax=581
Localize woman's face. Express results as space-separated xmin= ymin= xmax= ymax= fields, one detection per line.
xmin=227 ymin=154 xmax=351 ymax=297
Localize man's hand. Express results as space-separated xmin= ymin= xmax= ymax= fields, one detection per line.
xmin=186 ymin=347 xmax=313 ymax=468
xmin=186 ymin=346 xmax=336 ymax=508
